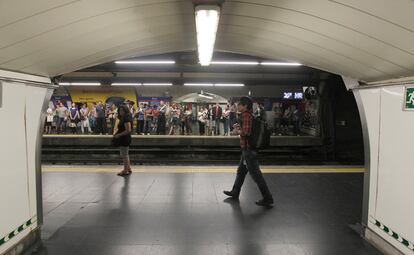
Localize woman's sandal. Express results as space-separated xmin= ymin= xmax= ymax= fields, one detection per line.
xmin=117 ymin=170 xmax=132 ymax=176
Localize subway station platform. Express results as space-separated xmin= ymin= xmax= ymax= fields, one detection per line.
xmin=32 ymin=166 xmax=380 ymax=255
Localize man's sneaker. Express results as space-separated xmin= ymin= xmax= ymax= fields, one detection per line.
xmin=255 ymin=199 xmax=274 ymax=207
xmin=223 ymin=190 xmax=239 ymax=199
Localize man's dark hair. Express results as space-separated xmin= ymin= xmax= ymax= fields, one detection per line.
xmin=239 ymin=96 xmax=253 ymax=110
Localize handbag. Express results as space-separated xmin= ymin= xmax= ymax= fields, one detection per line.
xmin=111 ymin=137 xmax=120 ymax=147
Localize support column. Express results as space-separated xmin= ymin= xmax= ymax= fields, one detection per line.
xmin=343 ymin=76 xmax=414 ymax=255
xmin=0 ymin=70 xmax=55 ymax=255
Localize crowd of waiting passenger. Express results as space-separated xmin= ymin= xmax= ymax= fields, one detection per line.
xmin=44 ymin=99 xmax=307 ymax=136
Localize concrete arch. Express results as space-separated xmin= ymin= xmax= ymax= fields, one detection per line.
xmin=1 ymin=1 xmax=414 ymax=254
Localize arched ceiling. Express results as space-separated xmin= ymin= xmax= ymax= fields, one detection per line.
xmin=0 ymin=0 xmax=414 ymax=82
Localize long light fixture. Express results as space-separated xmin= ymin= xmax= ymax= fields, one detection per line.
xmin=184 ymin=83 xmax=214 ymax=86
xmin=260 ymin=62 xmax=302 ymax=66
xmin=195 ymin=5 xmax=220 ymax=66
xmin=143 ymin=83 xmax=173 ymax=86
xmin=111 ymin=82 xmax=142 ymax=86
xmin=210 ymin=61 xmax=259 ymax=65
xmin=59 ymin=82 xmax=101 ymax=86
xmin=215 ymin=83 xmax=244 ymax=87
xmin=115 ymin=60 xmax=175 ymax=65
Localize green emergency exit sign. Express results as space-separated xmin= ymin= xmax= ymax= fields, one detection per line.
xmin=404 ymin=86 xmax=414 ymax=110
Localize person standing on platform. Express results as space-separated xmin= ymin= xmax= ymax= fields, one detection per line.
xmin=136 ymin=103 xmax=145 ymax=135
xmin=114 ymin=104 xmax=133 ymax=177
xmin=56 ymin=102 xmax=68 ymax=134
xmin=184 ymin=105 xmax=193 ymax=135
xmin=198 ymin=106 xmax=206 ymax=135
xmin=179 ymin=105 xmax=186 ymax=135
xmin=95 ymin=101 xmax=106 ymax=135
xmin=90 ymin=102 xmax=97 ymax=133
xmin=68 ymin=102 xmax=80 ymax=134
xmin=164 ymin=102 xmax=172 ymax=132
xmin=107 ymin=104 xmax=117 ymax=135
xmin=80 ymin=103 xmax=92 ymax=134
xmin=212 ymin=102 xmax=222 ymax=135
xmin=223 ymin=104 xmax=230 ymax=136
xmin=157 ymin=100 xmax=167 ymax=135
xmin=127 ymin=101 xmax=135 ymax=116
xmin=224 ymin=97 xmax=274 ymax=207
xmin=255 ymin=103 xmax=266 ymax=121
xmin=169 ymin=104 xmax=180 ymax=135
xmin=291 ymin=105 xmax=301 ymax=136
xmin=229 ymin=101 xmax=237 ymax=134
xmin=206 ymin=104 xmax=213 ymax=136
xmin=281 ymin=105 xmax=292 ymax=135
xmin=144 ymin=104 xmax=153 ymax=135
xmin=45 ymin=106 xmax=54 ymax=134
xmin=152 ymin=105 xmax=159 ymax=133
xmin=273 ymin=103 xmax=283 ymax=136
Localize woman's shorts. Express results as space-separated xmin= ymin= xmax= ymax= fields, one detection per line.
xmin=120 ymin=146 xmax=129 ymax=157
xmin=172 ymin=117 xmax=180 ymax=126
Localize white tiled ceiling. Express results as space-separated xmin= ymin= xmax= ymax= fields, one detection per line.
xmin=0 ymin=0 xmax=413 ymax=82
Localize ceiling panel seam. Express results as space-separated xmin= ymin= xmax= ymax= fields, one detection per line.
xmin=220 ymin=13 xmax=414 ymax=72
xmin=0 ymin=0 xmax=187 ymax=50
xmin=228 ymin=1 xmax=414 ymax=56
xmin=32 ymin=36 xmax=195 ymax=76
xmin=219 ymin=23 xmax=392 ymax=76
xmin=50 ymin=46 xmax=194 ymax=77
xmin=0 ymin=13 xmax=194 ymax=66
xmin=0 ymin=0 xmax=81 ymax=29
xmin=218 ymin=32 xmax=368 ymax=78
xmin=328 ymin=0 xmax=414 ymax=34
xmin=217 ymin=45 xmax=346 ymax=79
xmin=15 ymin=25 xmax=196 ymax=71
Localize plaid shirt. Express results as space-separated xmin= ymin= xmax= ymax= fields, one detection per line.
xmin=240 ymin=110 xmax=252 ymax=149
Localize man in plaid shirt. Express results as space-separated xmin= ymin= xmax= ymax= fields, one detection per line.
xmin=224 ymin=97 xmax=274 ymax=207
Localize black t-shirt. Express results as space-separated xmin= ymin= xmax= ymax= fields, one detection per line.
xmin=116 ymin=114 xmax=132 ymax=146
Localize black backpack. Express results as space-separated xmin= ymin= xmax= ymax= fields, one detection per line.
xmin=246 ymin=113 xmax=271 ymax=149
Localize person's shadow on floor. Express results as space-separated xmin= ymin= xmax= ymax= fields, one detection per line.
xmin=223 ymin=198 xmax=272 ymax=255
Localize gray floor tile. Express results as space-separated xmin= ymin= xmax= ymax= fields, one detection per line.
xmin=35 ymin=172 xmax=381 ymax=255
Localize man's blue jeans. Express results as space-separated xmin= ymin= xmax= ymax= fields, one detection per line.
xmin=231 ymin=149 xmax=273 ymax=200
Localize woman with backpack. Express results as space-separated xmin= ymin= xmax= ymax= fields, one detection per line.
xmin=113 ymin=104 xmax=133 ymax=176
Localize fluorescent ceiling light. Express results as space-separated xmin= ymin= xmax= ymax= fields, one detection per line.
xmin=115 ymin=60 xmax=175 ymax=65
xmin=184 ymin=83 xmax=214 ymax=86
xmin=215 ymin=83 xmax=244 ymax=87
xmin=260 ymin=62 xmax=302 ymax=66
xmin=195 ymin=5 xmax=220 ymax=66
xmin=198 ymin=94 xmax=214 ymax=99
xmin=59 ymin=82 xmax=101 ymax=86
xmin=210 ymin=61 xmax=259 ymax=65
xmin=143 ymin=83 xmax=173 ymax=86
xmin=111 ymin=83 xmax=142 ymax=86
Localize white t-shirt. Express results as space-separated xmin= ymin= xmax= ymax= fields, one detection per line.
xmin=46 ymin=108 xmax=54 ymax=122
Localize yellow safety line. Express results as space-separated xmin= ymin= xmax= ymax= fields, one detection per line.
xmin=42 ymin=166 xmax=364 ymax=174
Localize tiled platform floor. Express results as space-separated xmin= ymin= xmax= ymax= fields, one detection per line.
xmin=32 ymin=169 xmax=381 ymax=255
